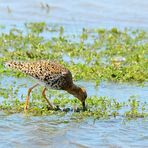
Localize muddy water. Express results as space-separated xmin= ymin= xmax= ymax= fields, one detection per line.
xmin=0 ymin=0 xmax=148 ymax=148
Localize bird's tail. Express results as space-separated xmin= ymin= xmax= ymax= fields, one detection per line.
xmin=4 ymin=61 xmax=28 ymax=72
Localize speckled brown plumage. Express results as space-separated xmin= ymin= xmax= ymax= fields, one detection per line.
xmin=5 ymin=60 xmax=87 ymax=111
xmin=6 ymin=60 xmax=73 ymax=90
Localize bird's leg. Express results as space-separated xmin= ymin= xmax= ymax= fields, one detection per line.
xmin=24 ymin=84 xmax=39 ymax=112
xmin=42 ymin=87 xmax=53 ymax=109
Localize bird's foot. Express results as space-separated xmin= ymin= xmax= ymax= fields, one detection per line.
xmin=46 ymin=105 xmax=61 ymax=111
xmin=54 ymin=105 xmax=61 ymax=111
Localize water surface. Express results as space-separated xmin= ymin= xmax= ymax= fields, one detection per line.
xmin=0 ymin=0 xmax=148 ymax=29
xmin=0 ymin=0 xmax=148 ymax=147
xmin=0 ymin=112 xmax=148 ymax=148
xmin=0 ymin=76 xmax=148 ymax=148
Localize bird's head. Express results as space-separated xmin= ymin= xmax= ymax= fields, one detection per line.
xmin=67 ymin=85 xmax=87 ymax=111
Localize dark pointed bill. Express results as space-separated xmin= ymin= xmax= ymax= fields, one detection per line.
xmin=82 ymin=101 xmax=86 ymax=111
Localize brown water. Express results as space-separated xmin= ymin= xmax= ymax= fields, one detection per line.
xmin=0 ymin=0 xmax=148 ymax=148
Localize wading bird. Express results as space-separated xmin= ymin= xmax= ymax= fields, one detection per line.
xmin=5 ymin=60 xmax=87 ymax=111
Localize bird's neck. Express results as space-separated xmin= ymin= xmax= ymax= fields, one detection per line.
xmin=66 ymin=84 xmax=80 ymax=96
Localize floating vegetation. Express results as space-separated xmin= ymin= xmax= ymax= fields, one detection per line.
xmin=0 ymin=23 xmax=147 ymax=84
xmin=0 ymin=94 xmax=147 ymax=120
xmin=0 ymin=22 xmax=147 ymax=119
xmin=0 ymin=84 xmax=147 ymax=119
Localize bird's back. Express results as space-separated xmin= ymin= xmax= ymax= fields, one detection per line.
xmin=5 ymin=60 xmax=73 ymax=90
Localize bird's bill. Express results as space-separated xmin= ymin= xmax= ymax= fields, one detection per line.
xmin=82 ymin=101 xmax=86 ymax=111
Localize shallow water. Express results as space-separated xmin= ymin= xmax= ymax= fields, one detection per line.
xmin=0 ymin=0 xmax=148 ymax=147
xmin=0 ymin=0 xmax=148 ymax=29
xmin=0 ymin=112 xmax=148 ymax=148
xmin=0 ymin=76 xmax=148 ymax=148
xmin=1 ymin=76 xmax=147 ymax=103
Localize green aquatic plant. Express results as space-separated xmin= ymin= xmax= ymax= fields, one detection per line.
xmin=124 ymin=99 xmax=148 ymax=118
xmin=0 ymin=23 xmax=147 ymax=83
xmin=0 ymin=95 xmax=147 ymax=119
xmin=0 ymin=84 xmax=147 ymax=119
xmin=25 ymin=22 xmax=46 ymax=34
xmin=0 ymin=22 xmax=147 ymax=119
